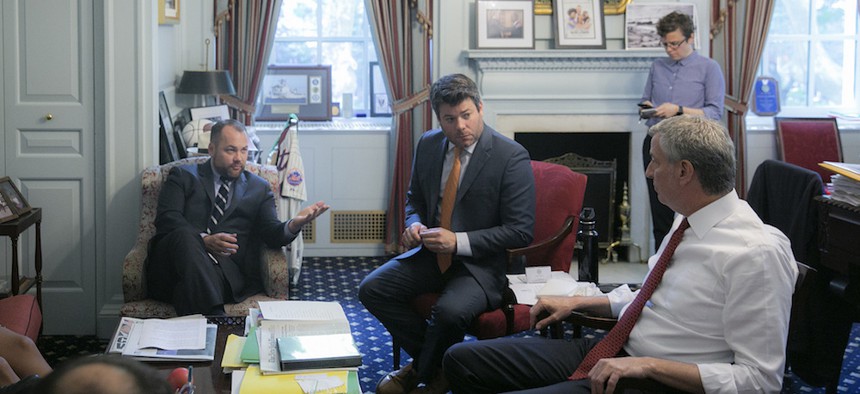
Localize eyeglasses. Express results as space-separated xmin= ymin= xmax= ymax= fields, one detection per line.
xmin=661 ymin=39 xmax=687 ymax=49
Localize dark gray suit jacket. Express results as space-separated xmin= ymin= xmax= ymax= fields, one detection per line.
xmin=149 ymin=160 xmax=294 ymax=300
xmin=401 ymin=125 xmax=535 ymax=308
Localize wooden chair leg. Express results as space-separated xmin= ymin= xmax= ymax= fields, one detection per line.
xmin=392 ymin=338 xmax=401 ymax=370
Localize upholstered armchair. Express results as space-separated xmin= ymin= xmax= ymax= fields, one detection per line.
xmin=120 ymin=157 xmax=289 ymax=318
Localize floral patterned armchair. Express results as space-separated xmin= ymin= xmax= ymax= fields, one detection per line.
xmin=120 ymin=157 xmax=289 ymax=318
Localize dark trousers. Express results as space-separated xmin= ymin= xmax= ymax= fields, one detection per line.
xmin=443 ymin=336 xmax=600 ymax=393
xmin=643 ymin=134 xmax=675 ymax=251
xmin=147 ymin=227 xmax=233 ymax=315
xmin=358 ymin=250 xmax=489 ymax=381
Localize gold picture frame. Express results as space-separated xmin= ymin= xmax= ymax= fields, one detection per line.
xmin=603 ymin=0 xmax=632 ymax=15
xmin=535 ymin=0 xmax=553 ymax=15
xmin=158 ymin=0 xmax=180 ymax=25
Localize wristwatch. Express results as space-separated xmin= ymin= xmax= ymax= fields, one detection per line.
xmin=676 ymin=105 xmax=684 ymax=116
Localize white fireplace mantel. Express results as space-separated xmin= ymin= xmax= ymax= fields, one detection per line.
xmin=465 ymin=50 xmax=663 ymax=73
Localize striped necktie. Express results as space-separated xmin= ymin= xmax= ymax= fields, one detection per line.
xmin=570 ymin=218 xmax=690 ymax=380
xmin=207 ymin=176 xmax=231 ymax=234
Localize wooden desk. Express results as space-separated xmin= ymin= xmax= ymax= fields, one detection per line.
xmin=0 ymin=207 xmax=43 ymax=309
xmin=814 ymin=196 xmax=860 ymax=304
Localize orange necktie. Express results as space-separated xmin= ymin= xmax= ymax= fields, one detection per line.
xmin=570 ymin=218 xmax=690 ymax=380
xmin=437 ymin=147 xmax=462 ymax=273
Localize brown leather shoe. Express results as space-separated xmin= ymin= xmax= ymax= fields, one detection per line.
xmin=377 ymin=363 xmax=420 ymax=394
xmin=409 ymin=370 xmax=450 ymax=394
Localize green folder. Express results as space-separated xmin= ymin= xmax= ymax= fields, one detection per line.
xmin=347 ymin=370 xmax=360 ymax=394
xmin=240 ymin=326 xmax=260 ymax=363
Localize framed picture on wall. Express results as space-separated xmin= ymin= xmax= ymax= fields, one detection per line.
xmin=369 ymin=62 xmax=392 ymax=117
xmin=158 ymin=0 xmax=180 ymax=25
xmin=553 ymin=0 xmax=606 ymax=49
xmin=625 ymin=3 xmax=699 ymax=50
xmin=257 ymin=65 xmax=333 ymax=121
xmin=0 ymin=177 xmax=31 ymax=216
xmin=476 ymin=0 xmax=535 ymax=49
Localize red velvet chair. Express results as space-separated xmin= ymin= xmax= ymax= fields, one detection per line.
xmin=775 ymin=117 xmax=843 ymax=183
xmin=391 ymin=161 xmax=588 ymax=368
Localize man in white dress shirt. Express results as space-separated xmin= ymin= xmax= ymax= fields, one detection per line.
xmin=443 ymin=115 xmax=797 ymax=394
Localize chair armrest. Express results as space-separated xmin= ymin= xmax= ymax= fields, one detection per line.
xmin=565 ymin=310 xmax=618 ymax=331
xmin=261 ymin=247 xmax=289 ymax=299
xmin=506 ymin=216 xmax=575 ymax=272
xmin=122 ymin=238 xmax=151 ymax=303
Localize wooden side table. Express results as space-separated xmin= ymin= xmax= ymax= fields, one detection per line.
xmin=0 ymin=207 xmax=43 ymax=310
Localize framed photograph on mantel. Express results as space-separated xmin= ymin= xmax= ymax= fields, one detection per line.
xmin=257 ymin=65 xmax=333 ymax=121
xmin=625 ymin=3 xmax=699 ymax=50
xmin=553 ymin=0 xmax=606 ymax=49
xmin=476 ymin=0 xmax=534 ymax=49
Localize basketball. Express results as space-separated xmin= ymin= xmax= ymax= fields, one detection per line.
xmin=181 ymin=119 xmax=214 ymax=147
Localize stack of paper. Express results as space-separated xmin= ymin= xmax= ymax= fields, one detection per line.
xmin=107 ymin=315 xmax=216 ymax=361
xmin=820 ymin=162 xmax=860 ymax=206
xmin=507 ymin=272 xmax=603 ymax=305
xmin=226 ymin=301 xmax=362 ymax=394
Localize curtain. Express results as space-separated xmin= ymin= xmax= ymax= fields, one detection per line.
xmin=366 ymin=0 xmax=434 ymax=255
xmin=710 ymin=0 xmax=775 ymax=195
xmin=215 ymin=0 xmax=283 ymax=124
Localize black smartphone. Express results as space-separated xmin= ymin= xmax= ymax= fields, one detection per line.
xmin=637 ymin=102 xmax=652 ymax=109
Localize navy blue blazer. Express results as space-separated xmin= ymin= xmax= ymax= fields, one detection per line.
xmin=401 ymin=125 xmax=535 ymax=308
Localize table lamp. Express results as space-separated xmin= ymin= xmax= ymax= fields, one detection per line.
xmin=177 ymin=70 xmax=236 ymax=107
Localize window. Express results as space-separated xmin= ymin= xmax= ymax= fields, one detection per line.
xmin=758 ymin=0 xmax=859 ymax=110
xmin=269 ymin=0 xmax=378 ymax=114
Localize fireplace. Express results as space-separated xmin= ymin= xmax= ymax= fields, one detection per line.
xmin=516 ymin=132 xmax=630 ymax=247
xmin=465 ymin=49 xmax=661 ymax=258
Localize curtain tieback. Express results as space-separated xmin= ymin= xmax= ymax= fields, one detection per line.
xmin=392 ymin=86 xmax=430 ymax=115
xmin=724 ymin=97 xmax=748 ymax=115
xmin=222 ymin=95 xmax=255 ymax=115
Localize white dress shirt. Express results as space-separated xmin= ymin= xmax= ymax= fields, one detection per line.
xmin=607 ymin=191 xmax=797 ymax=393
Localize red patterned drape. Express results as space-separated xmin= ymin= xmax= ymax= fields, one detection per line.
xmin=366 ymin=0 xmax=434 ymax=255
xmin=710 ymin=0 xmax=775 ymax=195
xmin=215 ymin=0 xmax=283 ymax=124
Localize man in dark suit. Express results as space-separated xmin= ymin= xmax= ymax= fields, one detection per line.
xmin=147 ymin=119 xmax=328 ymax=316
xmin=359 ymin=74 xmax=535 ymax=394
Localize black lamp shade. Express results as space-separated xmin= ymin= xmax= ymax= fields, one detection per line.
xmin=177 ymin=70 xmax=236 ymax=95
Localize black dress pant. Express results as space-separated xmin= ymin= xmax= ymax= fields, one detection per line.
xmin=358 ymin=250 xmax=490 ymax=382
xmin=443 ymin=336 xmax=600 ymax=393
xmin=146 ymin=227 xmax=234 ymax=315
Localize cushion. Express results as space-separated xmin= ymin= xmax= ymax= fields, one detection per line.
xmin=0 ymin=295 xmax=42 ymax=342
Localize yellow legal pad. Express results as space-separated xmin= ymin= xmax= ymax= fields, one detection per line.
xmin=240 ymin=365 xmax=352 ymax=394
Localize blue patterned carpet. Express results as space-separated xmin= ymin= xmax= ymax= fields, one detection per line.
xmin=291 ymin=256 xmax=860 ymax=394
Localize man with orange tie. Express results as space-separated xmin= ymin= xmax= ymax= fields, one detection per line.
xmin=359 ymin=73 xmax=535 ymax=394
xmin=443 ymin=116 xmax=797 ymax=393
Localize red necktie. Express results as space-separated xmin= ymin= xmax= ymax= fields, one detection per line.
xmin=437 ymin=147 xmax=462 ymax=273
xmin=570 ymin=218 xmax=690 ymax=380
